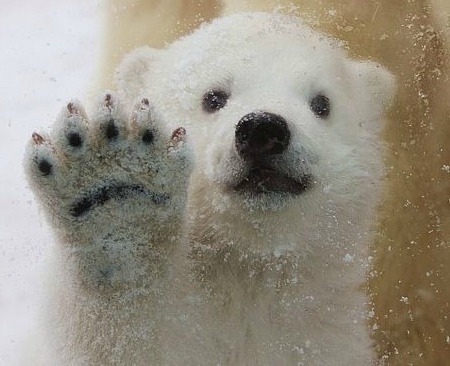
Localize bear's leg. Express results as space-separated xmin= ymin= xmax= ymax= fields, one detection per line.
xmin=24 ymin=93 xmax=191 ymax=365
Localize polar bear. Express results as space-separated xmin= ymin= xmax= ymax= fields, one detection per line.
xmin=25 ymin=12 xmax=394 ymax=365
xmin=97 ymin=3 xmax=450 ymax=363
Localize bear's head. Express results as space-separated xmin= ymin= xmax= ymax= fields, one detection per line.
xmin=117 ymin=12 xmax=395 ymax=213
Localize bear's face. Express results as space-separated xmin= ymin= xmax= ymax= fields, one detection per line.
xmin=118 ymin=13 xmax=395 ymax=211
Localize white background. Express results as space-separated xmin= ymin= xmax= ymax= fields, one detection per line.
xmin=0 ymin=1 xmax=102 ymax=363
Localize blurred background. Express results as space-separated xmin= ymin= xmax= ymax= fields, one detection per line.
xmin=0 ymin=1 xmax=101 ymax=363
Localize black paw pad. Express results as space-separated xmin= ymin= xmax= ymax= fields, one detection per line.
xmin=105 ymin=119 xmax=119 ymax=140
xmin=142 ymin=129 xmax=154 ymax=145
xmin=70 ymin=183 xmax=170 ymax=218
xmin=38 ymin=159 xmax=52 ymax=176
xmin=67 ymin=132 xmax=83 ymax=147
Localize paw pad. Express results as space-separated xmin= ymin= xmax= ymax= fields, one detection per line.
xmin=37 ymin=159 xmax=52 ymax=176
xmin=142 ymin=129 xmax=154 ymax=145
xmin=69 ymin=182 xmax=170 ymax=218
xmin=105 ymin=119 xmax=119 ymax=140
xmin=67 ymin=132 xmax=83 ymax=148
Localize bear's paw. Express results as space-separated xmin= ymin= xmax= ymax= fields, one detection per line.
xmin=24 ymin=93 xmax=191 ymax=290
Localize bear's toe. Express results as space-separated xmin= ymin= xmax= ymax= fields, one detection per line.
xmin=25 ymin=132 xmax=58 ymax=182
xmin=91 ymin=92 xmax=129 ymax=146
xmin=51 ymin=100 xmax=89 ymax=157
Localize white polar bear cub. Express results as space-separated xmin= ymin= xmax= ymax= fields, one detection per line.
xmin=25 ymin=12 xmax=394 ymax=366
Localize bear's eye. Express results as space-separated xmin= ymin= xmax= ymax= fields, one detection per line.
xmin=310 ymin=94 xmax=331 ymax=118
xmin=202 ymin=89 xmax=229 ymax=113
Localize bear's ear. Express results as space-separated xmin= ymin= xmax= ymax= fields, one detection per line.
xmin=349 ymin=60 xmax=396 ymax=113
xmin=115 ymin=47 xmax=162 ymax=102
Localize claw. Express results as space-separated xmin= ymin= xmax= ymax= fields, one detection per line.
xmin=32 ymin=132 xmax=45 ymax=145
xmin=67 ymin=102 xmax=79 ymax=115
xmin=168 ymin=127 xmax=187 ymax=151
xmin=171 ymin=127 xmax=186 ymax=142
xmin=139 ymin=98 xmax=150 ymax=112
xmin=105 ymin=93 xmax=113 ymax=109
xmin=131 ymin=98 xmax=151 ymax=128
xmin=105 ymin=93 xmax=114 ymax=111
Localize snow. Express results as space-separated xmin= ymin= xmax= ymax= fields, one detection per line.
xmin=0 ymin=1 xmax=101 ymax=363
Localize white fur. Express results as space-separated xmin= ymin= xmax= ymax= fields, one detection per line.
xmin=25 ymin=13 xmax=394 ymax=365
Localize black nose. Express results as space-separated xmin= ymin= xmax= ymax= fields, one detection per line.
xmin=235 ymin=112 xmax=290 ymax=157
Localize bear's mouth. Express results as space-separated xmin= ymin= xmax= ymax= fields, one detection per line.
xmin=234 ymin=167 xmax=312 ymax=195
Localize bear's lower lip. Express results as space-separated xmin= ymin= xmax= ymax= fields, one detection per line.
xmin=234 ymin=167 xmax=311 ymax=195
